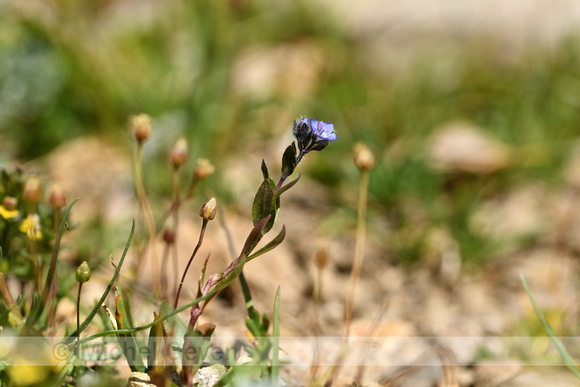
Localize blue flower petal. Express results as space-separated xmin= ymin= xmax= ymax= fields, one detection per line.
xmin=309 ymin=118 xmax=319 ymax=132
xmin=320 ymin=122 xmax=337 ymax=141
xmin=309 ymin=119 xmax=337 ymax=141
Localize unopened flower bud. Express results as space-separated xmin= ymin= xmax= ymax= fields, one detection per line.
xmin=353 ymin=142 xmax=375 ymax=171
xmin=199 ymin=197 xmax=217 ymax=221
xmin=2 ymin=196 xmax=17 ymax=211
xmin=23 ymin=177 xmax=42 ymax=204
xmin=314 ymin=245 xmax=329 ymax=270
xmin=49 ymin=184 xmax=66 ymax=208
xmin=163 ymin=228 xmax=175 ymax=244
xmin=76 ymin=261 xmax=91 ymax=283
xmin=130 ymin=114 xmax=152 ymax=143
xmin=169 ymin=138 xmax=188 ymax=168
xmin=194 ymin=158 xmax=215 ymax=181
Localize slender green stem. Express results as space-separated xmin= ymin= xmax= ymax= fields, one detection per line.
xmin=174 ymin=219 xmax=208 ymax=308
xmin=76 ymin=282 xmax=83 ymax=357
xmin=219 ymin=211 xmax=255 ymax=315
xmin=343 ymin=168 xmax=369 ymax=337
xmin=132 ymin=143 xmax=160 ymax=296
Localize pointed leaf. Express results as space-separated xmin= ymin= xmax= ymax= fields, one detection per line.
xmin=241 ymin=215 xmax=270 ymax=258
xmin=252 ymin=180 xmax=276 ymax=235
xmin=281 ymin=143 xmax=297 ymax=177
xmin=247 ymin=226 xmax=286 ymax=262
xmin=274 ymin=173 xmax=301 ymax=198
xmin=261 ymin=159 xmax=269 ymax=180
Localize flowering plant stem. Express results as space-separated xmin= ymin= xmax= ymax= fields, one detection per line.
xmin=76 ymin=282 xmax=83 ymax=357
xmin=132 ymin=142 xmax=160 ymax=297
xmin=343 ymin=168 xmax=369 ymax=337
xmin=174 ymin=219 xmax=208 ymax=309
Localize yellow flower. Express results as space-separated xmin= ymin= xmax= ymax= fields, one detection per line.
xmin=0 ymin=206 xmax=19 ymax=220
xmin=0 ymin=196 xmax=20 ymax=220
xmin=19 ymin=214 xmax=42 ymax=240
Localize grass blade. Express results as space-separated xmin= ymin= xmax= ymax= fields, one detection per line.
xmin=521 ymin=273 xmax=580 ymax=380
xmin=41 ymin=197 xmax=79 ymax=306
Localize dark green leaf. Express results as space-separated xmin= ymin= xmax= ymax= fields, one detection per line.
xmin=247 ymin=226 xmax=286 ymax=262
xmin=261 ymin=159 xmax=269 ymax=180
xmin=281 ymin=143 xmax=297 ymax=177
xmin=252 ymin=181 xmax=276 ymax=235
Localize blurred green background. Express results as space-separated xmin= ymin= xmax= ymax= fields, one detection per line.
xmin=2 ymin=0 xmax=580 ymax=265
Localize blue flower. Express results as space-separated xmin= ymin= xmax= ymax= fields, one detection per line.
xmin=310 ymin=119 xmax=337 ymax=141
xmin=293 ymin=117 xmax=337 ymax=155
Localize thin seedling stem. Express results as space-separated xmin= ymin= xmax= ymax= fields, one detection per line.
xmin=343 ymin=168 xmax=369 ymax=337
xmin=174 ymin=219 xmax=208 ymax=308
xmin=132 ymin=142 xmax=161 ymax=297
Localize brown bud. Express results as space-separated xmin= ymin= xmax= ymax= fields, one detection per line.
xmin=353 ymin=142 xmax=375 ymax=171
xmin=23 ymin=177 xmax=42 ymax=204
xmin=163 ymin=228 xmax=175 ymax=244
xmin=76 ymin=261 xmax=91 ymax=283
xmin=199 ymin=197 xmax=217 ymax=221
xmin=49 ymin=184 xmax=66 ymax=208
xmin=314 ymin=245 xmax=329 ymax=270
xmin=2 ymin=196 xmax=17 ymax=211
xmin=169 ymin=138 xmax=188 ymax=168
xmin=130 ymin=114 xmax=152 ymax=143
xmin=194 ymin=158 xmax=215 ymax=181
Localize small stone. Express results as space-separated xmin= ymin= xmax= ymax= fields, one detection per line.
xmin=428 ymin=121 xmax=510 ymax=174
xmin=193 ymin=364 xmax=226 ymax=387
xmin=126 ymin=372 xmax=156 ymax=387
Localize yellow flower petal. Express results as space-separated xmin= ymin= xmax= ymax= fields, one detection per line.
xmin=0 ymin=206 xmax=19 ymax=220
xmin=19 ymin=214 xmax=42 ymax=241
